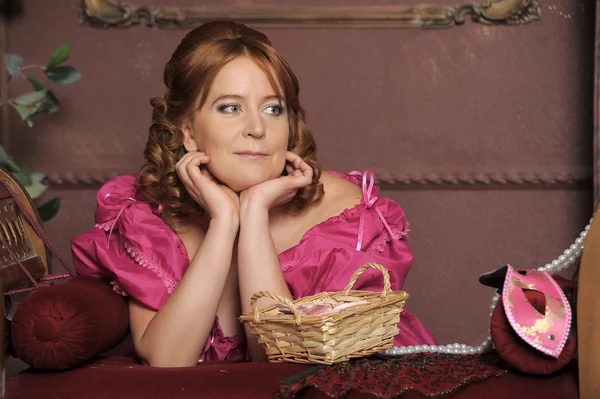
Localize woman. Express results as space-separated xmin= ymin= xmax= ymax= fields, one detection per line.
xmin=72 ymin=21 xmax=436 ymax=367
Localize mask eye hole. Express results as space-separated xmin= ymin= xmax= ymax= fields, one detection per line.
xmin=522 ymin=288 xmax=547 ymax=316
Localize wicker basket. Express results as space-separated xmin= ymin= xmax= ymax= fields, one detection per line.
xmin=240 ymin=262 xmax=408 ymax=364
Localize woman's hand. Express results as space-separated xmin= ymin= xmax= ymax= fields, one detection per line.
xmin=240 ymin=152 xmax=313 ymax=212
xmin=176 ymin=151 xmax=239 ymax=223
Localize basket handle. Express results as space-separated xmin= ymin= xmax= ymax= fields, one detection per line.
xmin=343 ymin=262 xmax=391 ymax=298
xmin=250 ymin=291 xmax=303 ymax=325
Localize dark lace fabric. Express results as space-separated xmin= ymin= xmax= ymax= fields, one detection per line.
xmin=276 ymin=352 xmax=509 ymax=398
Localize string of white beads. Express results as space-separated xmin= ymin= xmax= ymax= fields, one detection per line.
xmin=379 ymin=219 xmax=591 ymax=357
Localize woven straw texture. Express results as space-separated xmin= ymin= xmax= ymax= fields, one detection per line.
xmin=240 ymin=262 xmax=408 ymax=364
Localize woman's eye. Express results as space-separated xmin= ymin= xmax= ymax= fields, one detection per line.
xmin=265 ymin=105 xmax=284 ymax=115
xmin=218 ymin=104 xmax=240 ymax=113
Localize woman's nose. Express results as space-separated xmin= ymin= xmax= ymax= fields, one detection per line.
xmin=243 ymin=112 xmax=266 ymax=139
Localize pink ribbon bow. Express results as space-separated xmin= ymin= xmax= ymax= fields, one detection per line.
xmin=349 ymin=170 xmax=395 ymax=251
xmin=99 ymin=193 xmax=136 ymax=246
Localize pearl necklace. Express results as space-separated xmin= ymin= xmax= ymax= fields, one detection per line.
xmin=379 ymin=219 xmax=591 ymax=357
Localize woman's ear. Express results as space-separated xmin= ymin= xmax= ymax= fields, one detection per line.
xmin=181 ymin=122 xmax=199 ymax=152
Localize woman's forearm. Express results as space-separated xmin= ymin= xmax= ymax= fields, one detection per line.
xmin=136 ymin=216 xmax=238 ymax=367
xmin=238 ymin=201 xmax=292 ymax=361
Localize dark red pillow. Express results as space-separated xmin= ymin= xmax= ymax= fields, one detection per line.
xmin=11 ymin=276 xmax=130 ymax=370
xmin=490 ymin=275 xmax=576 ymax=375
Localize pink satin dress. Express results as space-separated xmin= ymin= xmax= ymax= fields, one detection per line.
xmin=72 ymin=170 xmax=437 ymax=362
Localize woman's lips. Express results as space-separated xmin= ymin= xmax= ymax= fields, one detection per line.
xmin=235 ymin=151 xmax=267 ymax=159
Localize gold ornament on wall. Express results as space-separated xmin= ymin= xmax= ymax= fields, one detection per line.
xmin=80 ymin=0 xmax=540 ymax=30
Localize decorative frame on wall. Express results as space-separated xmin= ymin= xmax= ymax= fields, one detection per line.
xmin=80 ymin=0 xmax=541 ymax=29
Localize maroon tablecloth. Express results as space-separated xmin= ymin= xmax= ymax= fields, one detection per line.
xmin=6 ymin=353 xmax=578 ymax=399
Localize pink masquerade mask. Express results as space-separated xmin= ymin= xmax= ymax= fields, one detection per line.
xmin=480 ymin=265 xmax=572 ymax=359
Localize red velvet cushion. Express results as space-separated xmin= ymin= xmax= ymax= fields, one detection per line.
xmin=490 ymin=275 xmax=576 ymax=375
xmin=11 ymin=276 xmax=129 ymax=370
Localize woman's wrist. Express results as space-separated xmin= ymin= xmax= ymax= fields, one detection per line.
xmin=239 ymin=197 xmax=269 ymax=224
xmin=209 ymin=213 xmax=240 ymax=234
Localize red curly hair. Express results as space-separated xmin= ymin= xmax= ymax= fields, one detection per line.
xmin=139 ymin=21 xmax=324 ymax=223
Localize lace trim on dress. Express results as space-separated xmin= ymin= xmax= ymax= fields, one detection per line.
xmin=367 ymin=225 xmax=409 ymax=256
xmin=95 ymin=219 xmax=116 ymax=232
xmin=123 ymin=241 xmax=179 ymax=294
xmin=110 ymin=279 xmax=127 ymax=296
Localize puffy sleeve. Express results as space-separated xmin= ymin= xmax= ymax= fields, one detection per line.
xmin=279 ymin=196 xmax=437 ymax=346
xmin=71 ymin=174 xmax=188 ymax=311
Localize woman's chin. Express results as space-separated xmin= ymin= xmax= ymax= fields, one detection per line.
xmin=221 ymin=175 xmax=271 ymax=193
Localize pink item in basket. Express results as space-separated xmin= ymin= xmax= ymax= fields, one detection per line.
xmin=290 ymin=300 xmax=370 ymax=316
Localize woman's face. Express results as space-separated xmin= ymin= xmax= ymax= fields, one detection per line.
xmin=182 ymin=56 xmax=290 ymax=192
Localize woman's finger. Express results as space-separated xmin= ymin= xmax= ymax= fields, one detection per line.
xmin=177 ymin=152 xmax=205 ymax=185
xmin=177 ymin=153 xmax=207 ymax=188
xmin=176 ymin=151 xmax=205 ymax=168
xmin=176 ymin=151 xmax=193 ymax=170
xmin=186 ymin=154 xmax=211 ymax=185
xmin=285 ymin=151 xmax=302 ymax=165
xmin=293 ymin=161 xmax=313 ymax=183
xmin=297 ymin=158 xmax=312 ymax=176
xmin=184 ymin=153 xmax=209 ymax=173
xmin=286 ymin=152 xmax=311 ymax=175
xmin=284 ymin=152 xmax=313 ymax=187
xmin=175 ymin=151 xmax=192 ymax=167
xmin=177 ymin=161 xmax=193 ymax=189
xmin=285 ymin=152 xmax=305 ymax=174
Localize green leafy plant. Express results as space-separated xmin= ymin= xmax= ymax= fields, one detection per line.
xmin=1 ymin=43 xmax=81 ymax=221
